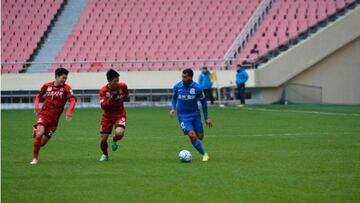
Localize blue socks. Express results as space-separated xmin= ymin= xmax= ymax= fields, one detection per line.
xmin=192 ymin=140 xmax=205 ymax=155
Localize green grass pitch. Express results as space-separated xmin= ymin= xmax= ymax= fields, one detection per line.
xmin=2 ymin=105 xmax=360 ymax=202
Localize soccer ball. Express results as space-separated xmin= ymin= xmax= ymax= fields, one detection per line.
xmin=179 ymin=150 xmax=192 ymax=163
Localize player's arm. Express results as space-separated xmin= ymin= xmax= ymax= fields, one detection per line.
xmin=198 ymin=74 xmax=203 ymax=85
xmin=119 ymin=83 xmax=129 ymax=100
xmin=243 ymin=71 xmax=249 ymax=83
xmin=239 ymin=71 xmax=248 ymax=84
xmin=170 ymin=85 xmax=178 ymax=118
xmin=100 ymin=89 xmax=112 ymax=109
xmin=65 ymin=87 xmax=76 ymax=121
xmin=198 ymin=88 xmax=212 ymax=127
xmin=34 ymin=84 xmax=47 ymax=114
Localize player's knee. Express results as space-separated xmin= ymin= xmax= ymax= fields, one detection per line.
xmin=115 ymin=126 xmax=125 ymax=135
xmin=115 ymin=133 xmax=124 ymax=139
xmin=197 ymin=133 xmax=204 ymax=140
xmin=188 ymin=131 xmax=198 ymax=142
xmin=115 ymin=129 xmax=124 ymax=137
xmin=35 ymin=129 xmax=44 ymax=138
xmin=100 ymin=135 xmax=108 ymax=142
xmin=41 ymin=137 xmax=49 ymax=146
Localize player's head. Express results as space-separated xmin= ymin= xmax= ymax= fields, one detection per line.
xmin=54 ymin=67 xmax=69 ymax=86
xmin=182 ymin=68 xmax=193 ymax=85
xmin=238 ymin=61 xmax=248 ymax=70
xmin=201 ymin=66 xmax=208 ymax=73
xmin=106 ymin=69 xmax=120 ymax=89
xmin=236 ymin=63 xmax=243 ymax=71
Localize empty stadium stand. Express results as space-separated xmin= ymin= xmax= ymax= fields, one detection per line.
xmin=1 ymin=0 xmax=358 ymax=73
xmin=237 ymin=0 xmax=357 ymax=65
xmin=51 ymin=0 xmax=262 ymax=72
xmin=1 ymin=0 xmax=64 ymax=73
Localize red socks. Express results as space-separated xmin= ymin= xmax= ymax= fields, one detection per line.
xmin=100 ymin=141 xmax=108 ymax=156
xmin=33 ymin=136 xmax=42 ymax=159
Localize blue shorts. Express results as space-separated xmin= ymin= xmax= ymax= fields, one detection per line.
xmin=178 ymin=116 xmax=204 ymax=135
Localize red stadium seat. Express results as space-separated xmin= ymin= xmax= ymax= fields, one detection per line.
xmin=1 ymin=0 xmax=64 ymax=73
xmin=236 ymin=0 xmax=349 ymax=63
xmin=54 ymin=0 xmax=261 ymax=72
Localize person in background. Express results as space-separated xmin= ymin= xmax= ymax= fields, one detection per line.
xmin=236 ymin=63 xmax=249 ymax=107
xmin=198 ymin=66 xmax=214 ymax=104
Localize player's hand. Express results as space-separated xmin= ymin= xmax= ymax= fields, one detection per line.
xmin=66 ymin=113 xmax=72 ymax=121
xmin=205 ymin=119 xmax=213 ymax=128
xmin=169 ymin=110 xmax=176 ymax=118
xmin=119 ymin=94 xmax=126 ymax=100
xmin=111 ymin=93 xmax=118 ymax=100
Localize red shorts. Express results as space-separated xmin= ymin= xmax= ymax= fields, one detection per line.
xmin=100 ymin=116 xmax=126 ymax=134
xmin=34 ymin=115 xmax=59 ymax=137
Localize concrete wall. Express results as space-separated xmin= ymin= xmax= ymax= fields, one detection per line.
xmin=255 ymin=6 xmax=360 ymax=87
xmin=1 ymin=69 xmax=255 ymax=91
xmin=259 ymin=86 xmax=284 ymax=104
xmin=253 ymin=6 xmax=360 ymax=104
xmin=288 ymin=37 xmax=360 ymax=104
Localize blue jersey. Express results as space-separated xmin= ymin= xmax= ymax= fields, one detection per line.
xmin=198 ymin=71 xmax=213 ymax=90
xmin=171 ymin=81 xmax=208 ymax=120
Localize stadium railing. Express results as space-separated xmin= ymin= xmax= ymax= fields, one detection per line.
xmin=223 ymin=0 xmax=275 ymax=61
xmin=1 ymin=58 xmax=255 ymax=73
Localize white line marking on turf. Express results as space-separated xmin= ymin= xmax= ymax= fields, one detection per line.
xmin=206 ymin=131 xmax=355 ymax=137
xmin=56 ymin=131 xmax=357 ymax=141
xmin=244 ymin=107 xmax=360 ymax=117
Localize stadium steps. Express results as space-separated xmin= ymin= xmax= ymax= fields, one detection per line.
xmin=254 ymin=6 xmax=360 ymax=87
xmin=238 ymin=0 xmax=359 ymax=67
xmin=27 ymin=0 xmax=88 ymax=73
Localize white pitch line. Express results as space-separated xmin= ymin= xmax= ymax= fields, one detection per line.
xmin=206 ymin=131 xmax=356 ymax=137
xmin=63 ymin=132 xmax=358 ymax=140
xmin=244 ymin=107 xmax=360 ymax=117
xmin=47 ymin=131 xmax=356 ymax=141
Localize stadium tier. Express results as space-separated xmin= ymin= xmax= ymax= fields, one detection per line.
xmin=1 ymin=0 xmax=357 ymax=73
xmin=237 ymin=0 xmax=357 ymax=64
xmin=51 ymin=0 xmax=261 ymax=72
xmin=1 ymin=0 xmax=64 ymax=73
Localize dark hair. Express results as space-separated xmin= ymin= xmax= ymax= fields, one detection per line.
xmin=106 ymin=69 xmax=120 ymax=81
xmin=55 ymin=67 xmax=69 ymax=77
xmin=202 ymin=66 xmax=208 ymax=70
xmin=182 ymin=68 xmax=194 ymax=77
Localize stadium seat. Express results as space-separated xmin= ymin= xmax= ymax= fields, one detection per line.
xmin=1 ymin=0 xmax=64 ymax=73
xmin=236 ymin=0 xmax=350 ymax=64
xmin=54 ymin=0 xmax=261 ymax=72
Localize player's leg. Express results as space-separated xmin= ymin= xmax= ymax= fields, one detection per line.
xmin=40 ymin=123 xmax=57 ymax=147
xmin=181 ymin=118 xmax=207 ymax=160
xmin=99 ymin=117 xmax=113 ymax=161
xmin=31 ymin=124 xmax=45 ymax=164
xmin=197 ymin=133 xmax=204 ymax=140
xmin=208 ymin=88 xmax=214 ymax=104
xmin=112 ymin=126 xmax=124 ymax=152
xmin=99 ymin=134 xmax=110 ymax=161
xmin=203 ymin=89 xmax=209 ymax=102
xmin=187 ymin=130 xmax=207 ymax=159
xmin=112 ymin=116 xmax=126 ymax=151
xmin=193 ymin=118 xmax=209 ymax=161
xmin=239 ymin=84 xmax=246 ymax=107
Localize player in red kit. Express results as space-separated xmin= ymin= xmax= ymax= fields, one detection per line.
xmin=30 ymin=68 xmax=76 ymax=165
xmin=98 ymin=69 xmax=129 ymax=161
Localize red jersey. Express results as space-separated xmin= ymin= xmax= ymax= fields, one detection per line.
xmin=36 ymin=82 xmax=74 ymax=119
xmin=99 ymin=83 xmax=129 ymax=118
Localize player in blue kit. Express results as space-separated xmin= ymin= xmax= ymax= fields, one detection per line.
xmin=170 ymin=68 xmax=213 ymax=162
